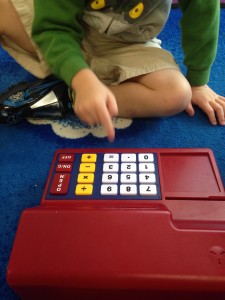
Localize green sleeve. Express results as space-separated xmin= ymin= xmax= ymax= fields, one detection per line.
xmin=178 ymin=0 xmax=220 ymax=86
xmin=32 ymin=0 xmax=89 ymax=86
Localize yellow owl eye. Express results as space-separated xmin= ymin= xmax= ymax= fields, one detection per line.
xmin=91 ymin=0 xmax=105 ymax=10
xmin=129 ymin=2 xmax=144 ymax=19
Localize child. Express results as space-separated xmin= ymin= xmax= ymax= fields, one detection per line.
xmin=0 ymin=0 xmax=224 ymax=142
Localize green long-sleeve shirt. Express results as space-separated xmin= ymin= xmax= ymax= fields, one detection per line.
xmin=32 ymin=0 xmax=220 ymax=87
xmin=179 ymin=0 xmax=220 ymax=86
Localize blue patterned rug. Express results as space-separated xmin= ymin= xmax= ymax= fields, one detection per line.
xmin=0 ymin=8 xmax=225 ymax=300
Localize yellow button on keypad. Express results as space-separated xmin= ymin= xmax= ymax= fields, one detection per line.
xmin=75 ymin=184 xmax=93 ymax=195
xmin=81 ymin=154 xmax=97 ymax=163
xmin=77 ymin=173 xmax=94 ymax=184
xmin=79 ymin=163 xmax=96 ymax=173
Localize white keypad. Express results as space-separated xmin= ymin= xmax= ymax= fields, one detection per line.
xmin=101 ymin=153 xmax=159 ymax=198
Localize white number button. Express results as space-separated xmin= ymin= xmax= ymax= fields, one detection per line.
xmin=139 ymin=173 xmax=156 ymax=183
xmin=139 ymin=163 xmax=155 ymax=172
xmin=102 ymin=173 xmax=118 ymax=183
xmin=103 ymin=163 xmax=119 ymax=173
xmin=120 ymin=173 xmax=137 ymax=183
xmin=140 ymin=184 xmax=157 ymax=195
xmin=138 ymin=153 xmax=154 ymax=162
xmin=121 ymin=163 xmax=137 ymax=172
xmin=120 ymin=185 xmax=137 ymax=195
xmin=101 ymin=184 xmax=118 ymax=195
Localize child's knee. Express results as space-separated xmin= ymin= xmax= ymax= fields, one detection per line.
xmin=163 ymin=77 xmax=192 ymax=115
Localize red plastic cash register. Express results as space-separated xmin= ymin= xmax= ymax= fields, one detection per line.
xmin=7 ymin=148 xmax=225 ymax=299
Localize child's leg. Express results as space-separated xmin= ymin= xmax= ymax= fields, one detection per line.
xmin=0 ymin=0 xmax=51 ymax=78
xmin=109 ymin=68 xmax=192 ymax=118
xmin=0 ymin=0 xmax=35 ymax=54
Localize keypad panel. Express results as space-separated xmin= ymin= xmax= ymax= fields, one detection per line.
xmin=47 ymin=152 xmax=161 ymax=200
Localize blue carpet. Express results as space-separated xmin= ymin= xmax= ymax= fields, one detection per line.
xmin=0 ymin=9 xmax=225 ymax=300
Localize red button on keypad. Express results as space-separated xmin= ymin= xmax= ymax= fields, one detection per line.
xmin=50 ymin=173 xmax=70 ymax=195
xmin=56 ymin=163 xmax=72 ymax=173
xmin=58 ymin=154 xmax=74 ymax=163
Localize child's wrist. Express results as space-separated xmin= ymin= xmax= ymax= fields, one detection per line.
xmin=71 ymin=68 xmax=97 ymax=91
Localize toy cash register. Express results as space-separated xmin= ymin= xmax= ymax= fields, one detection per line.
xmin=7 ymin=148 xmax=225 ymax=299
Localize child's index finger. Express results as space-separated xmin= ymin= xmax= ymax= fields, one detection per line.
xmin=98 ymin=105 xmax=115 ymax=143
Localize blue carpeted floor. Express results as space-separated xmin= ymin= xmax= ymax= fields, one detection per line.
xmin=0 ymin=8 xmax=225 ymax=300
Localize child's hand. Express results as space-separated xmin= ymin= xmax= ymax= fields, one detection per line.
xmin=185 ymin=85 xmax=225 ymax=125
xmin=71 ymin=69 xmax=118 ymax=142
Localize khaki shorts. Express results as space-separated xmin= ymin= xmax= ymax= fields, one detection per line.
xmin=1 ymin=0 xmax=180 ymax=85
xmin=1 ymin=0 xmax=51 ymax=78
